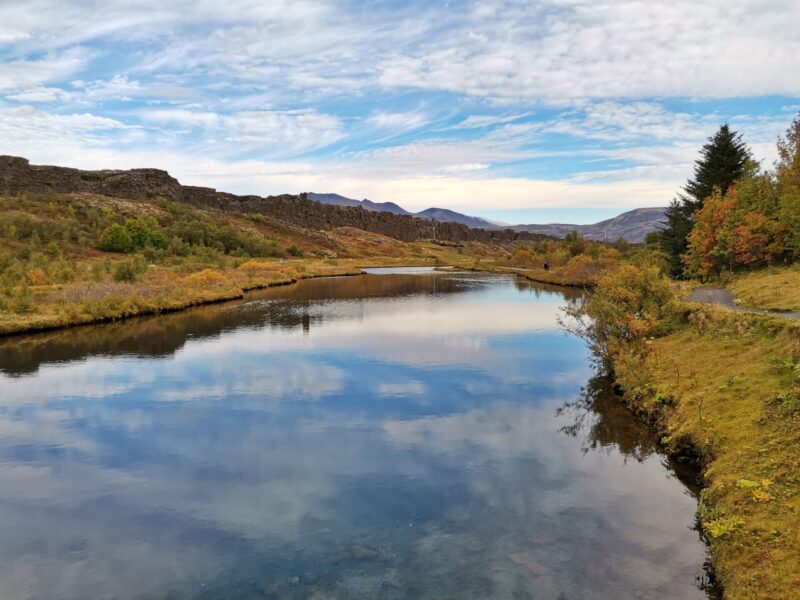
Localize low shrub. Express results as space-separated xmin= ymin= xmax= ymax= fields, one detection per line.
xmin=113 ymin=255 xmax=147 ymax=283
xmin=183 ymin=269 xmax=234 ymax=289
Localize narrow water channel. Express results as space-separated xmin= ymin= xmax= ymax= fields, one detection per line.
xmin=0 ymin=268 xmax=714 ymax=599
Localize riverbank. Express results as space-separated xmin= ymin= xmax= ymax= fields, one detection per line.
xmin=0 ymin=258 xmax=599 ymax=337
xmin=0 ymin=189 xmax=621 ymax=337
xmin=583 ymin=269 xmax=800 ymax=599
xmin=1 ymin=243 xmax=597 ymax=338
xmin=0 ymin=259 xmax=371 ymax=336
xmin=464 ymin=264 xmax=597 ymax=287
xmin=2 ymin=251 xmax=529 ymax=337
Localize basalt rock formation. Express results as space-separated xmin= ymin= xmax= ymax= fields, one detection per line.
xmin=0 ymin=156 xmax=543 ymax=244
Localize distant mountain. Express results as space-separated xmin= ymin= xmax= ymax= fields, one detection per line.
xmin=307 ymin=192 xmax=409 ymax=215
xmin=307 ymin=192 xmax=666 ymax=242
xmin=306 ymin=192 xmax=495 ymax=227
xmin=507 ymin=207 xmax=668 ymax=243
xmin=415 ymin=207 xmax=498 ymax=229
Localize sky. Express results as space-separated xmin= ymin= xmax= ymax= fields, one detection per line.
xmin=1 ymin=0 xmax=799 ymax=224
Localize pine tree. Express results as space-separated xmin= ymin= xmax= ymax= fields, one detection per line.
xmin=658 ymin=199 xmax=692 ymax=277
xmin=683 ymin=124 xmax=751 ymax=212
xmin=658 ymin=124 xmax=751 ymax=276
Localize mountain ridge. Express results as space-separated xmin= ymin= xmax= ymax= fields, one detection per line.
xmin=306 ymin=192 xmax=499 ymax=229
xmin=307 ymin=191 xmax=666 ymax=242
xmin=507 ymin=207 xmax=668 ymax=243
xmin=0 ymin=155 xmax=544 ymax=245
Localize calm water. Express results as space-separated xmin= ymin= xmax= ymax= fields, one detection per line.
xmin=0 ymin=269 xmax=714 ymax=599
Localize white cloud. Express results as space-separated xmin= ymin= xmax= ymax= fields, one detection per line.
xmin=1 ymin=1 xmax=798 ymax=217
xmin=378 ymin=0 xmax=800 ymax=102
xmin=446 ymin=113 xmax=530 ymax=130
xmin=4 ymin=0 xmax=797 ymax=105
xmin=366 ymin=109 xmax=429 ymax=132
xmin=137 ymin=108 xmax=344 ymax=156
xmin=0 ymin=105 xmax=131 ymax=149
xmin=376 ymin=380 xmax=428 ymax=397
xmin=0 ymin=48 xmax=91 ymax=92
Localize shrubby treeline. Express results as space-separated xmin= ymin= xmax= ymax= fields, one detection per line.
xmin=660 ymin=114 xmax=800 ymax=278
xmin=0 ymin=197 xmax=293 ymax=294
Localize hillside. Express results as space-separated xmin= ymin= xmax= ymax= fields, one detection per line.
xmin=0 ymin=156 xmax=545 ymax=245
xmin=509 ymin=207 xmax=668 ymax=243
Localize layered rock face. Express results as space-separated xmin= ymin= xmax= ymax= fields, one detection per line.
xmin=0 ymin=155 xmax=184 ymax=201
xmin=0 ymin=156 xmax=536 ymax=243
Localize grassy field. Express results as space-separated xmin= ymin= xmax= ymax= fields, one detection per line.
xmin=1 ymin=190 xmax=631 ymax=336
xmin=729 ymin=265 xmax=800 ymax=311
xmin=613 ymin=305 xmax=800 ymax=599
xmin=0 ymin=192 xmax=511 ymax=336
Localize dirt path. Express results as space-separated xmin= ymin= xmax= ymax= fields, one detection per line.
xmin=686 ymin=287 xmax=800 ymax=321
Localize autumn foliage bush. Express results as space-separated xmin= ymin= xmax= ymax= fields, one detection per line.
xmin=684 ymin=115 xmax=800 ymax=278
xmin=561 ymin=255 xmax=599 ymax=283
xmin=510 ymin=248 xmax=544 ymax=269
xmin=237 ymin=260 xmax=282 ymax=273
xmin=564 ymin=263 xmax=676 ymax=371
xmin=183 ymin=269 xmax=234 ymax=289
xmin=27 ymin=267 xmax=46 ymax=286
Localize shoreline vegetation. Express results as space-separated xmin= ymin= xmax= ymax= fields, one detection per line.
xmin=561 ymin=115 xmax=800 ymax=599
xmin=565 ymin=265 xmax=800 ymax=599
xmin=0 ymin=191 xmax=612 ymax=337
xmin=0 ymin=255 xmax=598 ymax=338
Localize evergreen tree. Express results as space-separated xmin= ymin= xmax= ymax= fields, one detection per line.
xmin=683 ymin=124 xmax=751 ymax=212
xmin=658 ymin=124 xmax=751 ymax=276
xmin=658 ymin=199 xmax=692 ymax=277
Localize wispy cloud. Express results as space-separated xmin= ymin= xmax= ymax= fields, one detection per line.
xmin=0 ymin=0 xmax=798 ymax=220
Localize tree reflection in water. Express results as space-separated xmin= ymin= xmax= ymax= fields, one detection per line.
xmin=557 ymin=375 xmax=658 ymax=462
xmin=557 ymin=375 xmax=722 ymax=598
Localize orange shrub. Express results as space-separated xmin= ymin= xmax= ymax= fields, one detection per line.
xmin=561 ymin=255 xmax=601 ymax=284
xmin=27 ymin=268 xmax=46 ymax=286
xmin=510 ymin=248 xmax=543 ymax=268
xmin=238 ymin=260 xmax=282 ymax=273
xmin=183 ymin=269 xmax=234 ymax=289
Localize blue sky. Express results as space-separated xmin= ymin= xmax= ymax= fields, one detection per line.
xmin=1 ymin=1 xmax=799 ymax=224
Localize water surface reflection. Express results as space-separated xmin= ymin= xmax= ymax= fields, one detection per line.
xmin=0 ymin=271 xmax=710 ymax=599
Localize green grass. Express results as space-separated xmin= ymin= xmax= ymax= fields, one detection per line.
xmin=729 ymin=265 xmax=800 ymax=311
xmin=614 ymin=307 xmax=800 ymax=599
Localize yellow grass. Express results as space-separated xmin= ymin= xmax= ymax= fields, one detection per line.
xmin=0 ymin=191 xmax=509 ymax=336
xmin=729 ymin=265 xmax=800 ymax=311
xmin=615 ymin=307 xmax=800 ymax=599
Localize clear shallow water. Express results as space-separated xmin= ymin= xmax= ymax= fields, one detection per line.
xmin=0 ymin=271 xmax=714 ymax=599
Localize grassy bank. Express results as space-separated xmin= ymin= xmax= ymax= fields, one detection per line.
xmin=0 ymin=192 xmax=509 ymax=336
xmin=729 ymin=265 xmax=800 ymax=311
xmin=640 ymin=309 xmax=800 ymax=598
xmin=573 ymin=265 xmax=800 ymax=599
xmin=2 ymin=189 xmax=637 ymax=336
xmin=0 ymin=258 xmax=366 ymax=336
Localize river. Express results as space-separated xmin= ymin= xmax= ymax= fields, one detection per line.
xmin=0 ymin=268 xmax=714 ymax=599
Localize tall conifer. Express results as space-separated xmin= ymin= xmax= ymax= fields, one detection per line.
xmin=659 ymin=124 xmax=751 ymax=275
xmin=683 ymin=124 xmax=751 ymax=211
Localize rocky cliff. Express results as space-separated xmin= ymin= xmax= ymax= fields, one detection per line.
xmin=0 ymin=156 xmax=541 ymax=244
